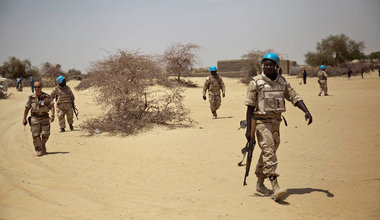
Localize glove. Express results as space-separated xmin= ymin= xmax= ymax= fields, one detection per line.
xmin=203 ymin=96 xmax=206 ymax=100
xmin=222 ymin=93 xmax=225 ymax=98
xmin=305 ymin=112 xmax=313 ymax=125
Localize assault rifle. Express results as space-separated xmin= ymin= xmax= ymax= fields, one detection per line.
xmin=72 ymin=100 xmax=79 ymax=120
xmin=237 ymin=119 xmax=257 ymax=186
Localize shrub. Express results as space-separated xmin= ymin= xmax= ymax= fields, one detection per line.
xmin=80 ymin=49 xmax=192 ymax=135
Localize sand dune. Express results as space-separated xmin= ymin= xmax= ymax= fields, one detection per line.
xmin=1 ymin=72 xmax=379 ymax=219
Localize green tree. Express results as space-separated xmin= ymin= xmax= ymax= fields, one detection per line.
xmin=163 ymin=43 xmax=199 ymax=81
xmin=367 ymin=51 xmax=380 ymax=59
xmin=305 ymin=34 xmax=365 ymax=66
xmin=0 ymin=56 xmax=33 ymax=79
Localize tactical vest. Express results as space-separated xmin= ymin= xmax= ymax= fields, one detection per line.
xmin=28 ymin=93 xmax=52 ymax=118
xmin=318 ymin=70 xmax=327 ymax=81
xmin=253 ymin=74 xmax=286 ymax=117
xmin=207 ymin=75 xmax=223 ymax=93
xmin=54 ymin=86 xmax=72 ymax=104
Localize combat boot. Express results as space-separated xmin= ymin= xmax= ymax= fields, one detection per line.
xmin=35 ymin=148 xmax=44 ymax=157
xmin=270 ymin=176 xmax=287 ymax=202
xmin=69 ymin=124 xmax=74 ymax=131
xmin=60 ymin=128 xmax=65 ymax=132
xmin=212 ymin=111 xmax=217 ymax=118
xmin=41 ymin=145 xmax=47 ymax=154
xmin=256 ymin=178 xmax=272 ymax=195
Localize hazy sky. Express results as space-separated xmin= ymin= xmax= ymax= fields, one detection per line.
xmin=0 ymin=0 xmax=379 ymax=72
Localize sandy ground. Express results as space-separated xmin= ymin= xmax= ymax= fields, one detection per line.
xmin=0 ymin=72 xmax=380 ymax=219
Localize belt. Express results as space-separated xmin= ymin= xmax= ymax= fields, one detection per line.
xmin=251 ymin=115 xmax=287 ymax=126
xmin=31 ymin=113 xmax=49 ymax=118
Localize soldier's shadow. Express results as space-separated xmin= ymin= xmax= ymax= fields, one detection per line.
xmin=252 ymin=187 xmax=334 ymax=205
xmin=286 ymin=187 xmax=334 ymax=198
xmin=46 ymin=152 xmax=70 ymax=155
xmin=214 ymin=116 xmax=234 ymax=119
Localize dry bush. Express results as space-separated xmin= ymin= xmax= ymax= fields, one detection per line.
xmin=41 ymin=76 xmax=57 ymax=87
xmin=75 ymin=73 xmax=94 ymax=90
xmin=168 ymin=78 xmax=198 ymax=88
xmin=80 ymin=49 xmax=192 ymax=135
xmin=6 ymin=79 xmax=17 ymax=88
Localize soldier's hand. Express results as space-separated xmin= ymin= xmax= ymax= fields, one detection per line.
xmin=23 ymin=119 xmax=27 ymax=126
xmin=222 ymin=93 xmax=225 ymax=98
xmin=305 ymin=112 xmax=312 ymax=125
xmin=202 ymin=96 xmax=206 ymax=100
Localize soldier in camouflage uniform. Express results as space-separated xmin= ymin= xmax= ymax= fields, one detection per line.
xmin=245 ymin=53 xmax=313 ymax=202
xmin=202 ymin=66 xmax=225 ymax=118
xmin=317 ymin=65 xmax=328 ymax=96
xmin=51 ymin=76 xmax=75 ymax=132
xmin=23 ymin=81 xmax=55 ymax=156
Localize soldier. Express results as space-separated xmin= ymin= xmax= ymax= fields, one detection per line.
xmin=360 ymin=68 xmax=364 ymax=79
xmin=347 ymin=68 xmax=352 ymax=79
xmin=245 ymin=53 xmax=312 ymax=202
xmin=317 ymin=65 xmax=328 ymax=96
xmin=51 ymin=76 xmax=75 ymax=132
xmin=202 ymin=66 xmax=225 ymax=118
xmin=16 ymin=77 xmax=23 ymax=91
xmin=303 ymin=69 xmax=307 ymax=84
xmin=23 ymin=81 xmax=55 ymax=156
xmin=30 ymin=76 xmax=35 ymax=93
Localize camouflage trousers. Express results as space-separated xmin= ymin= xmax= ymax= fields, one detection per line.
xmin=319 ymin=80 xmax=328 ymax=95
xmin=30 ymin=117 xmax=50 ymax=152
xmin=208 ymin=93 xmax=221 ymax=112
xmin=255 ymin=118 xmax=281 ymax=179
xmin=57 ymin=103 xmax=73 ymax=129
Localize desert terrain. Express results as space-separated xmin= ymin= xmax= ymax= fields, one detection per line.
xmin=1 ymin=72 xmax=380 ymax=219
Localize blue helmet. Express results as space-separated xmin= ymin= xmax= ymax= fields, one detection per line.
xmin=209 ymin=66 xmax=217 ymax=72
xmin=56 ymin=75 xmax=65 ymax=84
xmin=320 ymin=65 xmax=326 ymax=70
xmin=262 ymin=53 xmax=280 ymax=67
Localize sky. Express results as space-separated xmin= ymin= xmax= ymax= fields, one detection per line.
xmin=0 ymin=0 xmax=379 ymax=72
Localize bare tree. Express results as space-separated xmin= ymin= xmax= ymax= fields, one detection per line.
xmin=40 ymin=62 xmax=64 ymax=78
xmin=163 ymin=43 xmax=199 ymax=81
xmin=241 ymin=49 xmax=280 ymax=84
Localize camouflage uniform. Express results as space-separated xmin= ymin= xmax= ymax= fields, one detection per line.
xmin=317 ymin=70 xmax=328 ymax=96
xmin=203 ymin=74 xmax=225 ymax=114
xmin=25 ymin=92 xmax=54 ymax=153
xmin=245 ymin=73 xmax=302 ymax=179
xmin=51 ymin=86 xmax=75 ymax=129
